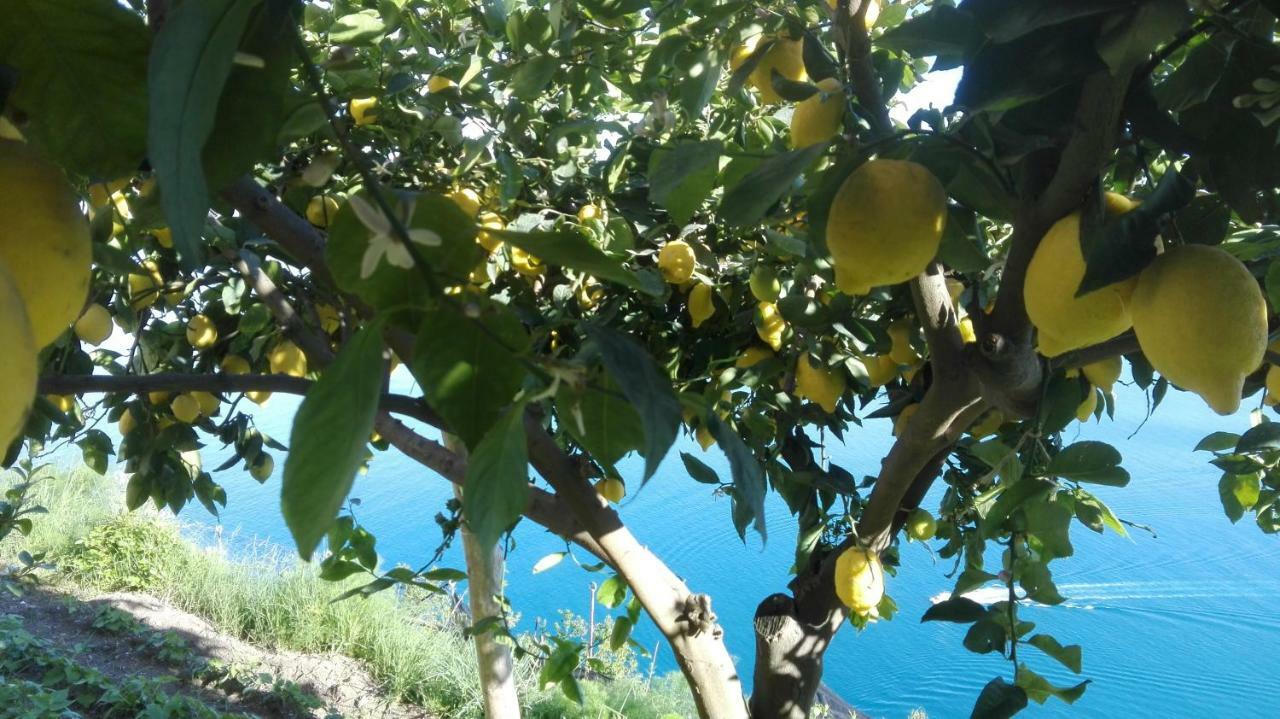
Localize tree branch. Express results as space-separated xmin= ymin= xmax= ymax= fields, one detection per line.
xmin=1050 ymin=332 xmax=1140 ymax=370
xmin=911 ymin=262 xmax=966 ymax=378
xmin=834 ymin=0 xmax=892 ymax=139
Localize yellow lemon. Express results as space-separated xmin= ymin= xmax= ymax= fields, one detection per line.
xmin=834 ymin=546 xmax=883 ymax=616
xmin=1076 ymin=385 xmax=1099 ymax=422
xmin=826 ymin=0 xmax=881 ymax=27
xmin=755 ymin=301 xmax=787 ymax=352
xmin=186 ymin=314 xmax=218 ymax=350
xmin=749 ymin=265 xmax=781 ymax=302
xmin=791 ymin=77 xmax=845 ymax=149
xmin=1025 ymin=194 xmax=1138 ymax=357
xmin=795 ymin=357 xmax=846 ymax=413
xmin=748 ymin=35 xmax=807 ymax=104
xmin=171 ymin=393 xmax=202 ymax=424
xmin=250 ymin=454 xmax=275 ymax=481
xmin=888 ymin=320 xmax=920 ymax=366
xmin=576 ymin=278 xmax=604 ymax=311
xmin=595 ymin=478 xmax=625 ymax=503
xmin=349 ymin=97 xmax=378 ymax=126
xmin=448 ymin=188 xmax=482 ymax=219
xmin=47 ymin=394 xmax=74 ymax=414
xmin=128 ymin=265 xmax=162 ymax=310
xmin=736 ymin=345 xmax=774 ymax=369
xmin=192 ymin=391 xmax=220 ymax=417
xmin=893 ymin=403 xmax=918 ymax=437
xmin=148 ymin=391 xmax=171 ymax=405
xmin=152 ymin=227 xmax=173 ymax=248
xmin=221 ymin=355 xmax=271 ymax=404
xmin=426 ymin=75 xmax=456 ymax=93
xmin=729 ymin=35 xmax=759 ymax=73
xmin=118 ymin=407 xmax=138 ymax=436
xmin=1267 ymin=365 xmax=1280 ymax=402
xmin=1082 ymin=356 xmax=1122 ymax=392
xmin=0 ymin=140 xmax=92 ymax=348
xmin=306 ymin=195 xmax=340 ymax=227
xmin=689 ymin=282 xmax=716 ymax=328
xmin=477 ymin=212 xmax=505 ymax=253
xmin=958 ymin=316 xmax=977 ymax=344
xmin=906 ymin=507 xmax=936 ymax=541
xmin=827 ymin=160 xmax=947 ymax=296
xmin=577 ymin=204 xmax=604 ymax=223
xmin=316 ymin=303 xmax=341 ymax=334
xmin=74 ymin=303 xmax=113 ymax=345
xmin=510 ymin=246 xmax=545 ymax=277
xmin=861 ymin=354 xmax=898 ymax=387
xmin=1131 ymin=244 xmax=1267 ymax=415
xmin=269 ymin=340 xmax=308 ymax=378
xmin=658 ymin=241 xmax=696 ymax=284
xmin=0 ymin=264 xmax=35 ymax=449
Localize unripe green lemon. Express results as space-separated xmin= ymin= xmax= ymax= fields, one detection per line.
xmin=906 ymin=508 xmax=936 ymax=541
xmin=749 ymin=265 xmax=781 ymax=302
xmin=791 ymin=78 xmax=845 ymax=149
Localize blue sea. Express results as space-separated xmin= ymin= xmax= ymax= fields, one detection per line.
xmin=161 ymin=372 xmax=1279 ymax=718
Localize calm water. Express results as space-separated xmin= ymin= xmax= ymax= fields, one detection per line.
xmin=161 ymin=372 xmax=1278 ymax=718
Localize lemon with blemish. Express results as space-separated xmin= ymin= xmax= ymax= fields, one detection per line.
xmin=658 ymin=241 xmax=696 ymax=284
xmin=834 ymin=546 xmax=883 ymax=616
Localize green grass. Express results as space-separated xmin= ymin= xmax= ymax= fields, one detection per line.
xmin=1 ymin=468 xmax=697 ymax=718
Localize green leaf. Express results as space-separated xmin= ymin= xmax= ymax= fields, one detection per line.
xmin=1077 ymin=170 xmax=1194 ymax=295
xmin=497 ymin=228 xmax=661 ymax=295
xmin=983 ymin=478 xmax=1055 ymax=538
xmin=1027 ymin=634 xmax=1083 ymax=674
xmin=149 ymin=0 xmax=259 ymax=267
xmin=329 ymin=9 xmax=387 ymax=43
xmin=1022 ymin=494 xmax=1074 ymax=561
xmin=538 ymin=637 xmax=582 ymax=688
xmin=878 ymin=6 xmax=978 ymax=70
xmin=721 ymin=143 xmax=828 ymax=228
xmin=1195 ymin=431 xmax=1240 ymax=452
xmin=1219 ymin=472 xmax=1261 ymax=523
xmin=1016 ymin=664 xmax=1089 ymax=705
xmin=1045 ymin=441 xmax=1130 ymax=487
xmin=956 ymin=24 xmax=1103 ymax=113
xmin=1236 ymin=422 xmax=1280 ymax=454
xmin=0 ymin=0 xmax=149 ymax=177
xmin=963 ymin=619 xmax=1007 ymax=654
xmin=954 ymin=566 xmax=999 ymax=596
xmin=597 ymin=574 xmax=627 ymax=608
xmin=648 ymin=140 xmax=722 ymax=226
xmin=708 ymin=414 xmax=766 ymax=541
xmin=463 ymin=404 xmax=530 ymax=551
xmin=680 ymin=452 xmax=721 ymax=485
xmin=586 ymin=325 xmax=681 ymax=481
xmin=510 ymin=54 xmax=558 ymax=100
xmin=970 ymin=677 xmax=1028 ymax=719
xmin=1018 ymin=560 xmax=1065 ymax=605
xmin=676 ymin=47 xmax=722 ymax=118
xmin=921 ymin=596 xmax=987 ymax=624
xmin=609 ymin=616 xmax=633 ymax=651
xmin=937 ymin=209 xmax=993 ymax=272
xmin=1095 ymin=0 xmax=1188 ymax=74
xmin=282 ymin=323 xmax=385 ymax=561
xmin=555 ymin=376 xmax=644 ymax=468
xmin=413 ymin=302 xmax=528 ymax=450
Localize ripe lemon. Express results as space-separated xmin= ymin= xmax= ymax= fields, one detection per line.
xmin=476 ymin=212 xmax=505 ymax=253
xmin=192 ymin=391 xmax=220 ymax=417
xmin=576 ymin=278 xmax=604 ymax=311
xmin=736 ymin=345 xmax=774 ymax=369
xmin=729 ymin=35 xmax=759 ymax=73
xmin=958 ymin=316 xmax=977 ymax=344
xmin=906 ymin=508 xmax=936 ymax=541
xmin=1267 ymin=366 xmax=1280 ymax=403
xmin=658 ymin=241 xmax=696 ymax=284
xmin=860 ymin=353 xmax=898 ymax=387
xmin=689 ymin=282 xmax=715 ymax=328
xmin=186 ymin=314 xmax=218 ymax=350
xmin=791 ymin=78 xmax=845 ymax=149
xmin=826 ymin=0 xmax=880 ymax=27
xmin=47 ymin=394 xmax=75 ymax=414
xmin=148 ymin=391 xmax=171 ymax=405
xmin=595 ymin=478 xmax=625 ymax=503
xmin=0 ymin=264 xmax=34 ymax=449
xmin=74 ymin=303 xmax=113 ymax=345
xmin=749 ymin=265 xmax=781 ymax=302
xmin=250 ymin=454 xmax=275 ymax=481
xmin=893 ymin=403 xmax=918 ymax=437
xmin=171 ymin=393 xmax=202 ymax=424
xmin=152 ymin=227 xmax=173 ymax=248
xmin=426 ymin=75 xmax=456 ymax=93
xmin=349 ymin=97 xmax=378 ymax=126
xmin=1025 ymin=194 xmax=1138 ymax=357
xmin=117 ymin=407 xmax=138 ymax=436
xmin=510 ymin=246 xmax=545 ymax=277
xmin=316 ymin=303 xmax=341 ymax=334
xmin=269 ymin=340 xmax=308 ymax=378
xmin=1082 ymin=356 xmax=1122 ymax=391
xmin=306 ymin=195 xmax=340 ymax=227
xmin=448 ymin=188 xmax=482 ymax=219
xmin=128 ymin=263 xmax=162 ymax=310
xmin=888 ymin=320 xmax=920 ymax=366
xmin=1131 ymin=244 xmax=1267 ymax=415
xmin=221 ymin=354 xmax=271 ymax=405
xmin=834 ymin=546 xmax=883 ymax=616
xmin=748 ymin=35 xmax=807 ymax=104
xmin=1076 ymin=385 xmax=1098 ymax=422
xmin=0 ymin=140 xmax=92 ymax=349
xmin=795 ymin=356 xmax=846 ymax=413
xmin=826 ymin=160 xmax=947 ymax=296
xmin=755 ymin=301 xmax=787 ymax=352
xmin=577 ymin=204 xmax=604 ymax=223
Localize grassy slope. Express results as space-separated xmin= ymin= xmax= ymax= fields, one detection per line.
xmin=1 ymin=469 xmax=696 ymax=719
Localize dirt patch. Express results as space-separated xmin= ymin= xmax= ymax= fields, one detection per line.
xmin=0 ymin=585 xmax=432 ymax=719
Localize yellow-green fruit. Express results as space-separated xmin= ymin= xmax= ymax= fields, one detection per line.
xmin=749 ymin=36 xmax=807 ymax=104
xmin=148 ymin=391 xmax=171 ymax=406
xmin=118 ymin=407 xmax=137 ymax=436
xmin=689 ymin=282 xmax=715 ymax=328
xmin=893 ymin=403 xmax=918 ymax=437
xmin=577 ymin=204 xmax=604 ymax=223
xmin=1267 ymin=366 xmax=1280 ymax=403
xmin=0 ymin=264 xmax=34 ymax=449
xmin=595 ymin=478 xmax=625 ymax=503
xmin=74 ymin=303 xmax=113 ymax=345
xmin=476 ymin=212 xmax=505 ymax=253
xmin=192 ymin=391 xmax=220 ymax=417
xmin=827 ymin=0 xmax=880 ymax=27
xmin=958 ymin=316 xmax=977 ymax=344
xmin=171 ymin=393 xmax=202 ymax=424
xmin=834 ymin=546 xmax=884 ymax=616
xmin=186 ymin=314 xmax=218 ymax=350
xmin=658 ymin=241 xmax=696 ymax=284
xmin=906 ymin=508 xmax=936 ymax=541
xmin=128 ymin=270 xmax=161 ymax=310
xmin=316 ymin=304 xmax=341 ymax=334
xmin=755 ymin=301 xmax=787 ymax=352
xmin=269 ymin=340 xmax=308 ymax=378
xmin=1025 ymin=194 xmax=1138 ymax=357
xmin=736 ymin=345 xmax=774 ymax=369
xmin=153 ymin=227 xmax=173 ymax=248
xmin=47 ymin=394 xmax=74 ymax=414
xmin=306 ymin=195 xmax=340 ymax=227
xmin=827 ymin=160 xmax=947 ymax=296
xmin=0 ymin=140 xmax=92 ymax=348
xmin=250 ymin=454 xmax=274 ymax=481
xmin=426 ymin=75 xmax=456 ymax=93
xmin=448 ymin=188 xmax=482 ymax=218
xmin=791 ymin=78 xmax=845 ymax=149
xmin=1082 ymin=356 xmax=1123 ymax=392
xmin=510 ymin=246 xmax=545 ymax=278
xmin=576 ymin=278 xmax=604 ymax=311
xmin=1076 ymin=385 xmax=1099 ymax=422
xmin=861 ymin=354 xmax=898 ymax=387
xmin=888 ymin=320 xmax=920 ymax=366
xmin=1131 ymin=244 xmax=1267 ymax=416
xmin=221 ymin=355 xmax=271 ymax=405
xmin=729 ymin=39 xmax=757 ymax=73
xmin=749 ymin=265 xmax=781 ymax=302
xmin=795 ymin=357 xmax=846 ymax=413
xmin=349 ymin=97 xmax=378 ymax=126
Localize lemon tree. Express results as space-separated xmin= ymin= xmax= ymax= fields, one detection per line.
xmin=4 ymin=1 xmax=1280 ymax=717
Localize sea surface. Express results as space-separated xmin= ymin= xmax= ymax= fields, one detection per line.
xmin=159 ymin=372 xmax=1279 ymax=718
